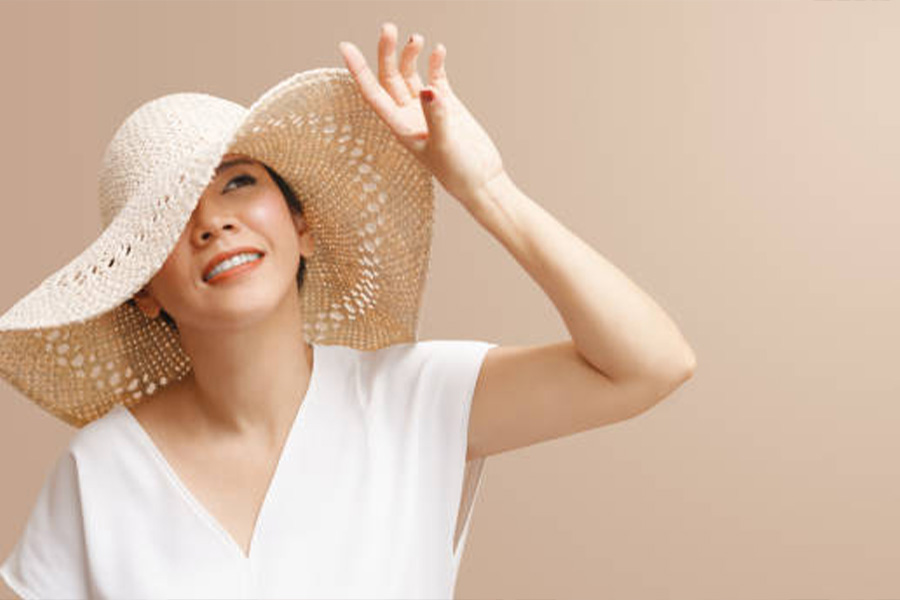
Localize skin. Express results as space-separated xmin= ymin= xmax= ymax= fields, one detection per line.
xmin=131 ymin=152 xmax=316 ymax=449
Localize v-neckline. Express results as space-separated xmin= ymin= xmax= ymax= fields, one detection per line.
xmin=116 ymin=342 xmax=321 ymax=563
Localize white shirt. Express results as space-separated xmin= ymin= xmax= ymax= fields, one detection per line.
xmin=1 ymin=339 xmax=496 ymax=599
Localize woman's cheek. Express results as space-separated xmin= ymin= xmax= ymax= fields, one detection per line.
xmin=157 ymin=250 xmax=196 ymax=296
xmin=246 ymin=196 xmax=283 ymax=230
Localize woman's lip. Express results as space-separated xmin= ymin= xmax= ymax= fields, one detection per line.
xmin=204 ymin=255 xmax=264 ymax=284
xmin=202 ymin=247 xmax=265 ymax=280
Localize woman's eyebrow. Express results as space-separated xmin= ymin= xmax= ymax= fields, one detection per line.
xmin=215 ymin=158 xmax=256 ymax=176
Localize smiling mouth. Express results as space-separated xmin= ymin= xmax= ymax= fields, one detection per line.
xmin=203 ymin=253 xmax=265 ymax=283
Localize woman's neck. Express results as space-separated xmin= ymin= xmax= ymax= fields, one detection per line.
xmin=173 ymin=290 xmax=314 ymax=443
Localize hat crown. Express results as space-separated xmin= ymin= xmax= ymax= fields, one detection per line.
xmin=97 ymin=92 xmax=248 ymax=229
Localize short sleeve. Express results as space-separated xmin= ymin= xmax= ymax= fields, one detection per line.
xmin=409 ymin=338 xmax=496 ymax=465
xmin=401 ymin=339 xmax=497 ymax=562
xmin=0 ymin=449 xmax=91 ymax=600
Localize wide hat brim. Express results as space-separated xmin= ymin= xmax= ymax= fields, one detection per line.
xmin=0 ymin=67 xmax=436 ymax=428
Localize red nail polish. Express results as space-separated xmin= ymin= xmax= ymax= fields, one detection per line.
xmin=421 ymin=89 xmax=434 ymax=103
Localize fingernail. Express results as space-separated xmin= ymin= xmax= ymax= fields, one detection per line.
xmin=421 ymin=89 xmax=434 ymax=103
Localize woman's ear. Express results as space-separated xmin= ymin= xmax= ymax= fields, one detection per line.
xmin=132 ymin=286 xmax=162 ymax=319
xmin=293 ymin=212 xmax=315 ymax=258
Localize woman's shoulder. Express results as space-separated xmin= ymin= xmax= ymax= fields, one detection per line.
xmin=355 ymin=339 xmax=496 ymax=368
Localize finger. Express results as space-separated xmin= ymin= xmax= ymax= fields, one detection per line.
xmin=399 ymin=33 xmax=426 ymax=98
xmin=429 ymin=43 xmax=454 ymax=97
xmin=419 ymin=86 xmax=448 ymax=143
xmin=338 ymin=41 xmax=407 ymax=132
xmin=378 ymin=22 xmax=414 ymax=106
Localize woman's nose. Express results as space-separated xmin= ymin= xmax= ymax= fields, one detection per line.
xmin=190 ymin=204 xmax=238 ymax=245
xmin=196 ymin=222 xmax=235 ymax=242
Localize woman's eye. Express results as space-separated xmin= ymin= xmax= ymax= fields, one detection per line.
xmin=224 ymin=174 xmax=256 ymax=192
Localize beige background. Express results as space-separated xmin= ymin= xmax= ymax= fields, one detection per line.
xmin=1 ymin=1 xmax=898 ymax=599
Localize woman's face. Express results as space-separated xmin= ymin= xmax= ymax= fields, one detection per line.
xmin=133 ymin=153 xmax=314 ymax=331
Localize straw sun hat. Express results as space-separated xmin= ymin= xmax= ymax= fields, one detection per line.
xmin=0 ymin=67 xmax=436 ymax=428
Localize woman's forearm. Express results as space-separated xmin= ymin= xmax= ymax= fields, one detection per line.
xmin=461 ymin=171 xmax=696 ymax=384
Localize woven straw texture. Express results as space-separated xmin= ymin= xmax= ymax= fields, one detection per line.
xmin=0 ymin=67 xmax=435 ymax=428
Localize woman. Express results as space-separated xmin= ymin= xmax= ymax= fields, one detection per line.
xmin=0 ymin=22 xmax=695 ymax=599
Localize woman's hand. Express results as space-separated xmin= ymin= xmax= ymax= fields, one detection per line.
xmin=338 ymin=22 xmax=506 ymax=208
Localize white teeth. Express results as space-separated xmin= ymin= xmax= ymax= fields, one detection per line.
xmin=205 ymin=252 xmax=262 ymax=281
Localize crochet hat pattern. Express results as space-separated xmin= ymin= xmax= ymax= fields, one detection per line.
xmin=0 ymin=67 xmax=435 ymax=428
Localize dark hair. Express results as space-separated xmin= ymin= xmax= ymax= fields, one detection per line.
xmin=130 ymin=162 xmax=307 ymax=333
